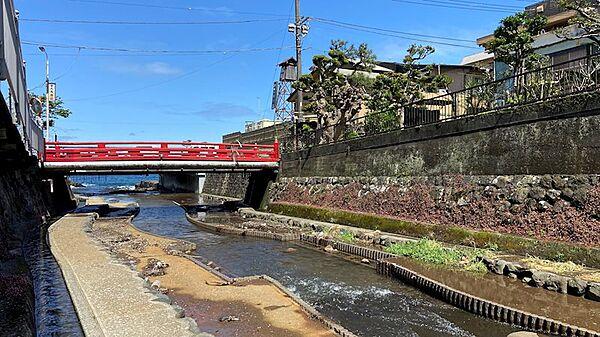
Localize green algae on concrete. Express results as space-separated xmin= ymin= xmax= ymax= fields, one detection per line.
xmin=267 ymin=202 xmax=600 ymax=268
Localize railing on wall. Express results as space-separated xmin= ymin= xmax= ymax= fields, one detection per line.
xmin=284 ymin=52 xmax=600 ymax=151
xmin=44 ymin=141 xmax=280 ymax=163
xmin=0 ymin=0 xmax=44 ymax=157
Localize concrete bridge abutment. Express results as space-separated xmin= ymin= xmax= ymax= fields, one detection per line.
xmin=158 ymin=173 xmax=206 ymax=193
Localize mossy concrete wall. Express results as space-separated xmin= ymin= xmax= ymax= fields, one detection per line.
xmin=281 ymin=93 xmax=600 ymax=177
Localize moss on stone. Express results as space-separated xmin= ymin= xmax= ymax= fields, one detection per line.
xmin=267 ymin=202 xmax=600 ymax=268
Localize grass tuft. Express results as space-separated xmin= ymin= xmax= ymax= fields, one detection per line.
xmin=384 ymin=239 xmax=491 ymax=273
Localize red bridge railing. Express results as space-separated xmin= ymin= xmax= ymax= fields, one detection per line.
xmin=44 ymin=141 xmax=280 ymax=163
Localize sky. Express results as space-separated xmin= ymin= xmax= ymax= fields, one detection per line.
xmin=13 ymin=0 xmax=530 ymax=142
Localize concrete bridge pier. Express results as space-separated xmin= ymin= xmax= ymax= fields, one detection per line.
xmin=244 ymin=170 xmax=278 ymax=209
xmin=158 ymin=173 xmax=206 ymax=193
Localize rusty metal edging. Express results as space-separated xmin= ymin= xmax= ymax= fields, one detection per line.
xmin=299 ymin=234 xmax=600 ymax=337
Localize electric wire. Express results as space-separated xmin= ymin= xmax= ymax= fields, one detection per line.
xmin=66 ymin=0 xmax=288 ymax=17
xmin=64 ymin=30 xmax=291 ymax=102
xmin=22 ymin=40 xmax=296 ymax=55
xmin=391 ymin=0 xmax=516 ymax=13
xmin=20 ymin=18 xmax=286 ymax=25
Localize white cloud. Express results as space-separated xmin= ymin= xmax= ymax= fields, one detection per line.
xmin=106 ymin=62 xmax=182 ymax=76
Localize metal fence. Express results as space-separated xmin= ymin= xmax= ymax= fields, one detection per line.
xmin=283 ymin=52 xmax=600 ymax=151
xmin=0 ymin=0 xmax=44 ymax=157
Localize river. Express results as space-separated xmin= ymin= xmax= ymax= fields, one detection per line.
xmin=66 ymin=176 xmax=523 ymax=337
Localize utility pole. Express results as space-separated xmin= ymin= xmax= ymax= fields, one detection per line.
xmin=294 ymin=0 xmax=303 ymax=124
xmin=290 ymin=0 xmax=309 ymax=149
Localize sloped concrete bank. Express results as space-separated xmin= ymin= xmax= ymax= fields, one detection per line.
xmin=184 ymin=208 xmax=600 ymax=337
xmin=48 ymin=214 xmax=203 ymax=337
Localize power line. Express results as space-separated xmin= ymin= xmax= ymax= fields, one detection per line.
xmin=20 ymin=18 xmax=286 ymax=25
xmin=312 ymin=17 xmax=476 ymax=43
xmin=66 ymin=0 xmax=287 ymax=17
xmin=22 ymin=40 xmax=296 ymax=54
xmin=64 ymin=30 xmax=289 ymax=102
xmin=432 ymin=0 xmax=522 ymax=10
xmin=311 ymin=19 xmax=480 ymax=49
xmin=391 ymin=0 xmax=516 ymax=13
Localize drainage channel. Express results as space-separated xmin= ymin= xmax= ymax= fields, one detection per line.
xmin=130 ymin=193 xmax=525 ymax=337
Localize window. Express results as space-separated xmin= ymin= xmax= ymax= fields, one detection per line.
xmin=550 ymin=46 xmax=588 ymax=70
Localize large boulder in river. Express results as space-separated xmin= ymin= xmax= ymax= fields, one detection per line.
xmin=529 ymin=270 xmax=568 ymax=293
xmin=567 ymin=278 xmax=588 ymax=296
xmin=135 ymin=180 xmax=159 ymax=191
xmin=585 ymin=282 xmax=600 ymax=301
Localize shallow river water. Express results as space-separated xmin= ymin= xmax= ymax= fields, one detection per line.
xmin=132 ymin=193 xmax=522 ymax=337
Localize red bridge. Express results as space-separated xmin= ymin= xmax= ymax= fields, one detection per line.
xmin=42 ymin=141 xmax=280 ymax=174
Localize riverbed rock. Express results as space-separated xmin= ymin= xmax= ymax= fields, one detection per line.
xmin=530 ymin=270 xmax=568 ymax=293
xmin=585 ymin=282 xmax=600 ymax=301
xmin=504 ymin=262 xmax=523 ymax=278
xmin=135 ymin=180 xmax=159 ymax=191
xmin=285 ymin=248 xmax=297 ymax=253
xmin=219 ymin=315 xmax=240 ymax=322
xmin=151 ymin=280 xmax=161 ymax=289
xmin=567 ymin=278 xmax=588 ymax=296
xmin=491 ymin=259 xmax=507 ymax=275
xmin=528 ymin=187 xmax=546 ymax=201
xmin=172 ymin=305 xmax=185 ymax=318
xmin=324 ymin=245 xmax=335 ymax=253
xmin=361 ymin=258 xmax=370 ymax=264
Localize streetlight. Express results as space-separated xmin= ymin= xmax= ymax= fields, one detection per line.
xmin=38 ymin=46 xmax=50 ymax=140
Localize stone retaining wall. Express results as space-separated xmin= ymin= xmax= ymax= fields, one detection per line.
xmin=269 ymin=175 xmax=600 ymax=248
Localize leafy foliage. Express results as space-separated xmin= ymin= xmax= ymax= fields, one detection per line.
xmin=558 ymin=0 xmax=600 ymax=44
xmin=484 ymin=12 xmax=547 ymax=76
xmin=32 ymin=94 xmax=72 ymax=128
xmin=366 ymin=45 xmax=451 ymax=133
xmin=295 ymin=40 xmax=376 ymax=143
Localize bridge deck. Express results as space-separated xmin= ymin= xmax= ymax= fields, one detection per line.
xmin=43 ymin=141 xmax=279 ymax=173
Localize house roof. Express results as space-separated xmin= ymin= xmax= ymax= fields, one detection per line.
xmin=461 ymin=51 xmax=495 ymax=66
xmin=476 ymin=9 xmax=578 ymax=46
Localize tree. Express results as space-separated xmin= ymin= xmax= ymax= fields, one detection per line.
xmin=558 ymin=0 xmax=600 ymax=44
xmin=295 ymin=40 xmax=376 ymax=143
xmin=484 ymin=12 xmax=548 ymax=76
xmin=31 ymin=94 xmax=72 ymax=128
xmin=366 ymin=45 xmax=451 ymax=132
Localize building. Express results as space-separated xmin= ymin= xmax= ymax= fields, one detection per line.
xmin=287 ymin=60 xmax=485 ymax=127
xmin=462 ymin=0 xmax=599 ymax=78
xmin=222 ymin=120 xmax=288 ymax=145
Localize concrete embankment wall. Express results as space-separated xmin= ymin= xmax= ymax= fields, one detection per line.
xmin=0 ymin=160 xmax=50 ymax=336
xmin=270 ymin=93 xmax=600 ymax=251
xmin=203 ymin=173 xmax=251 ymax=199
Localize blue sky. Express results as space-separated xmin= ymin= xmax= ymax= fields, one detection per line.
xmin=14 ymin=0 xmax=526 ymax=142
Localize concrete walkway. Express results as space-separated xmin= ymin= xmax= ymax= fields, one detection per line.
xmin=48 ymin=214 xmax=205 ymax=337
